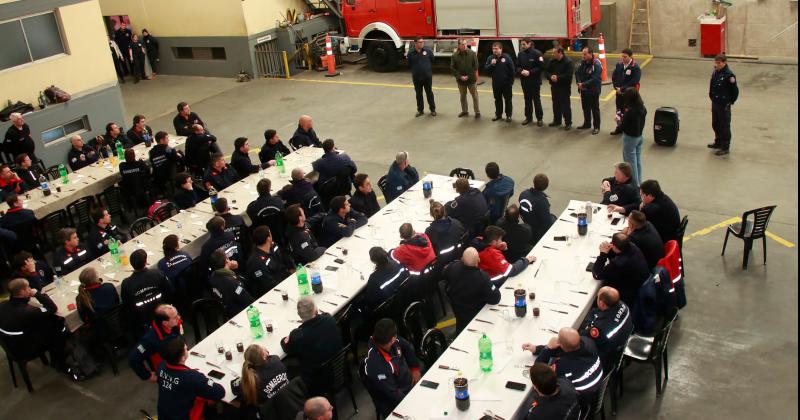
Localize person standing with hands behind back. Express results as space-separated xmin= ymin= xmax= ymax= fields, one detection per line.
xmin=545 ymin=47 xmax=574 ymax=130
xmin=617 ymin=88 xmax=647 ymax=186
xmin=407 ymin=37 xmax=436 ymax=117
xmin=485 ymin=42 xmax=516 ymax=122
xmin=451 ymin=38 xmax=481 ymax=119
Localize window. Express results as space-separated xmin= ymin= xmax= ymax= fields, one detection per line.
xmin=0 ymin=11 xmax=66 ymax=71
xmin=172 ymin=47 xmax=227 ymax=60
xmin=41 ymin=116 xmax=90 ymax=145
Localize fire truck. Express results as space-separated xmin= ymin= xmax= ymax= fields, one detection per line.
xmin=321 ymin=0 xmax=600 ymax=71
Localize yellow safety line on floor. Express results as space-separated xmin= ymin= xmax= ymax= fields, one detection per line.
xmin=683 ymin=216 xmax=795 ymax=248
xmin=436 ymin=317 xmax=456 ymax=329
xmin=766 ymin=231 xmax=796 ymax=248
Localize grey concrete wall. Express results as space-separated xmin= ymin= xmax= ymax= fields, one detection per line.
xmin=597 ymin=1 xmax=618 ymax=53
xmin=0 ymin=84 xmax=126 ymax=167
xmin=612 ymin=0 xmax=798 ymax=58
xmin=154 ymin=36 xmax=253 ymax=78
xmin=0 ymin=0 xmax=85 ymax=20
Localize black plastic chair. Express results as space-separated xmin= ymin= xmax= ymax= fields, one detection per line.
xmin=150 ymin=201 xmax=178 ymax=224
xmin=675 ymin=215 xmax=688 ymax=277
xmin=401 ymin=301 xmax=426 ymax=353
xmin=358 ymin=357 xmax=385 ymax=419
xmin=619 ymin=307 xmax=679 ymax=397
xmin=449 ymin=167 xmax=475 ymax=180
xmin=129 ymin=217 xmax=154 ymax=238
xmin=721 ymin=205 xmax=776 ymax=269
xmin=94 ymin=304 xmax=127 ymax=375
xmin=310 ymin=344 xmax=358 ymax=420
xmin=0 ymin=331 xmax=50 ymax=392
xmin=419 ymin=328 xmax=447 ymax=370
xmin=5 ymin=219 xmax=42 ymax=257
xmin=190 ymin=298 xmax=226 ymax=343
xmin=96 ymin=185 xmax=127 ymax=225
xmin=46 ymin=164 xmax=62 ymax=182
xmin=581 ymin=370 xmax=613 ymax=420
xmin=377 ymin=175 xmax=389 ymax=200
xmin=251 ymin=206 xmax=286 ymax=246
xmin=38 ymin=210 xmax=68 ymax=252
xmin=66 ymin=197 xmax=96 ymax=239
xmin=334 ymin=304 xmax=358 ymax=362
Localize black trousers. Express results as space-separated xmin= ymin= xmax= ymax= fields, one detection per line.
xmin=711 ymin=101 xmax=732 ymax=150
xmin=493 ymin=83 xmax=513 ymax=117
xmin=522 ymin=81 xmax=544 ymax=121
xmin=413 ymin=76 xmax=435 ymax=112
xmin=147 ymin=53 xmax=159 ymax=74
xmin=580 ymin=91 xmax=601 ymax=129
xmin=615 ymin=91 xmax=624 ymax=112
xmin=551 ymin=87 xmax=572 ymax=125
xmin=132 ymin=56 xmax=146 ymax=81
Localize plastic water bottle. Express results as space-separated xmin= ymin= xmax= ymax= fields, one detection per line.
xmin=247 ymin=305 xmax=264 ymax=339
xmin=58 ymin=164 xmax=68 ymax=184
xmin=53 ymin=274 xmax=62 ymax=291
xmin=585 ymin=201 xmax=593 ymax=224
xmin=209 ymin=187 xmax=218 ymax=205
xmin=39 ymin=174 xmax=51 ymax=197
xmin=176 ymin=220 xmax=182 ymax=230
xmin=275 ymin=151 xmax=285 ymax=177
xmin=311 ymin=270 xmax=323 ymax=294
xmin=296 ymin=264 xmax=310 ymax=295
xmin=109 ymin=238 xmax=121 ymax=264
xmin=115 ymin=140 xmax=125 ymax=162
xmin=479 ymin=333 xmax=493 ymax=372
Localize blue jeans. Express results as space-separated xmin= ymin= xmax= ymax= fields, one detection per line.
xmin=622 ymin=134 xmax=643 ymax=186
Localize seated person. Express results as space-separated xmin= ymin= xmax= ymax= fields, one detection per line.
xmin=482 ymin=162 xmax=515 ymax=224
xmin=285 ymin=204 xmax=325 ymax=264
xmin=302 ymin=397 xmax=334 ymax=420
xmin=603 ymin=162 xmax=641 ymax=215
xmin=119 ymin=148 xmax=152 ymax=209
xmin=121 ymin=249 xmax=174 ymax=334
xmin=0 ymin=193 xmax=37 ymax=232
xmin=518 ymin=173 xmax=556 ymax=246
xmin=312 ymin=138 xmax=357 ymax=186
xmin=591 ymin=233 xmax=650 ymax=308
xmin=425 ymin=201 xmax=467 ymax=262
xmin=356 ymin=247 xmax=409 ymax=313
xmin=125 ymin=114 xmax=154 ymax=146
xmin=204 ymin=153 xmax=240 ymax=192
xmin=149 ymin=131 xmax=184 ymax=198
xmin=0 ymin=164 xmax=25 ymax=199
xmin=184 ymin=124 xmax=220 ymax=176
xmin=88 ymin=206 xmax=128 ymax=257
xmin=349 ymin=173 xmax=380 ymax=218
xmin=213 ymin=197 xmax=247 ymax=245
xmin=639 ymin=180 xmax=681 ymax=242
xmin=231 ymin=137 xmax=269 ymax=177
xmin=172 ymin=173 xmax=198 ymax=210
xmin=362 ymin=318 xmax=421 ymax=418
xmin=390 ymin=223 xmax=436 ymax=273
xmin=244 ymin=226 xmax=291 ymax=296
xmin=623 ymin=210 xmax=664 ymax=270
xmin=157 ymin=234 xmax=193 ymax=291
xmin=0 ymin=278 xmax=67 ymax=373
xmin=319 ymin=195 xmax=367 ymax=247
xmin=208 ymin=249 xmax=253 ymax=318
xmin=289 ymin=115 xmax=322 ymax=149
xmin=246 ymin=178 xmax=285 ymax=228
xmin=128 ymin=304 xmax=183 ymax=381
xmin=231 ymin=344 xmax=290 ymax=416
xmin=52 ymin=228 xmax=91 ymax=276
xmin=98 ymin=122 xmax=130 ymax=151
xmin=67 ymin=135 xmax=99 ymax=171
xmin=278 ymin=168 xmax=320 ymax=211
xmin=157 ymin=337 xmax=225 ymax=420
xmin=580 ymin=286 xmax=633 ymax=371
xmin=199 ymin=216 xmax=244 ymax=273
xmin=446 ymin=178 xmax=489 ymax=237
xmin=444 ymin=247 xmax=501 ymax=334
xmin=76 ymin=267 xmax=120 ymax=324
xmin=524 ymin=363 xmax=580 ymax=420
xmin=12 ymin=251 xmax=53 ymax=290
xmin=258 ymin=129 xmax=290 ymax=164
xmin=280 ymin=297 xmax=343 ymax=392
xmin=496 ymin=204 xmax=533 ymax=262
xmin=384 ymin=151 xmax=419 ymax=203
xmin=13 ymin=153 xmax=39 ymax=190
xmin=472 ymin=226 xmax=535 ymax=285
xmin=172 ymin=101 xmax=206 ymax=137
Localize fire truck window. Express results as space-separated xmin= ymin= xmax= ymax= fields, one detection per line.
xmin=346 ymin=0 xmax=355 ymax=4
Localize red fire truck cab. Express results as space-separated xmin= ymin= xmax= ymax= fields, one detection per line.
xmin=341 ymin=0 xmax=600 ymax=71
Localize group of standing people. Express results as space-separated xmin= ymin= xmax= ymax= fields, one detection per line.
xmin=109 ymin=21 xmax=159 ymax=84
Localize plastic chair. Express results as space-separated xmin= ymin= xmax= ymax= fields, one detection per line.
xmin=46 ymin=165 xmax=62 ymax=182
xmin=251 ymin=206 xmax=286 ymax=246
xmin=129 ymin=217 xmax=154 ymax=238
xmin=66 ymin=197 xmax=96 ymax=239
xmin=38 ymin=210 xmax=68 ymax=252
xmin=150 ymin=201 xmax=178 ymax=223
xmin=0 ymin=331 xmax=50 ymax=392
xmin=449 ymin=167 xmax=475 ymax=180
xmin=190 ymin=298 xmax=226 ymax=343
xmin=674 ymin=215 xmax=688 ymax=276
xmin=96 ymin=185 xmax=127 ymax=225
xmin=419 ymin=328 xmax=447 ymax=370
xmin=310 ymin=345 xmax=358 ymax=420
xmin=358 ymin=358 xmax=384 ymax=419
xmin=401 ymin=301 xmax=426 ymax=353
xmin=721 ymin=205 xmax=776 ymax=269
xmin=94 ymin=304 xmax=127 ymax=375
xmin=377 ymin=175 xmax=389 ymax=200
xmin=580 ymin=369 xmax=613 ymax=420
xmin=334 ymin=304 xmax=358 ymax=362
xmin=619 ymin=306 xmax=679 ymax=397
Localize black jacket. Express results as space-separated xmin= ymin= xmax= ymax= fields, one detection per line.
xmin=312 ymin=151 xmax=357 ymax=185
xmin=209 ymin=268 xmax=254 ymax=318
xmin=407 ymin=46 xmax=434 ymax=79
xmin=424 ymin=217 xmax=466 ymax=261
xmin=349 ymin=190 xmax=380 ymax=218
xmin=278 ymin=178 xmax=316 ymax=207
xmin=444 ymin=261 xmax=501 ymax=333
xmin=143 ymin=34 xmax=159 ymax=57
xmin=0 ymin=293 xmax=63 ymax=359
xmin=545 ymin=56 xmax=574 ymax=90
xmin=244 ymin=245 xmax=291 ymax=296
xmin=496 ymin=218 xmax=533 ymax=262
xmin=357 ymin=261 xmax=409 ymax=313
xmin=231 ymin=355 xmax=290 ymax=404
xmin=120 ymin=268 xmax=173 ymax=328
xmin=289 ymin=125 xmax=322 ymax=149
xmin=173 ymin=188 xmax=197 ymax=210
xmin=3 ymin=123 xmax=35 ymax=160
xmin=149 ymin=143 xmax=183 ymax=183
xmin=485 ymin=53 xmax=516 ymax=86
xmin=612 ymin=60 xmax=641 ymax=91
xmin=628 ymin=222 xmax=665 ymax=269
xmin=535 ymin=337 xmax=603 ymax=396
xmin=524 ymin=378 xmax=580 ymax=420
xmin=119 ymin=159 xmax=151 ymax=197
xmin=67 ymin=145 xmax=99 ymax=171
xmin=445 ymin=187 xmax=489 ymax=237
xmin=199 ymin=231 xmax=244 ymax=272
xmin=246 ymin=194 xmax=285 ymax=226
xmin=16 ymin=260 xmax=53 ymax=290
xmin=126 ymin=125 xmax=153 ymax=146
xmin=52 ymin=245 xmax=91 ymax=276
xmin=362 ymin=336 xmax=421 ymax=417
xmin=319 ymin=210 xmax=367 ymax=247
xmin=0 ymin=207 xmax=37 ymax=231
xmin=592 ymin=244 xmax=650 ymax=307
xmin=575 ymin=58 xmax=603 ymax=95
xmin=14 ymin=166 xmax=39 ymax=191
xmin=709 ymin=64 xmax=739 ymax=105
xmin=286 ymin=224 xmax=325 ymax=264
xmin=581 ymin=301 xmax=633 ymax=371
xmin=600 ymin=177 xmax=640 ymax=213
xmin=231 ymin=150 xmax=267 ymax=177
xmin=642 ymin=194 xmax=681 ymax=243
xmin=184 ymin=132 xmax=219 ymax=172
xmin=518 ymin=188 xmax=555 ymax=245
xmin=280 ymin=313 xmax=342 ymax=388
xmin=88 ymin=223 xmax=127 ymax=257
xmin=621 ymin=106 xmax=647 ymax=137
xmin=204 ymin=164 xmax=239 ymax=191
xmin=157 ymin=362 xmax=225 ymax=419
xmin=517 ymin=47 xmax=544 ymax=86
xmin=76 ymin=282 xmax=120 ymax=324
xmin=259 ymin=140 xmax=291 ymax=164
xmin=157 ymin=251 xmax=193 ymax=286
xmin=173 ymin=112 xmax=205 ymax=137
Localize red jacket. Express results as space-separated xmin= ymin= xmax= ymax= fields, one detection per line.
xmin=0 ymin=176 xmax=23 ymax=195
xmin=477 ymin=246 xmax=512 ymax=281
xmin=391 ymin=233 xmax=436 ymax=273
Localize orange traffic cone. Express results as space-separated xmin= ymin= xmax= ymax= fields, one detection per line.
xmin=598 ymin=33 xmax=610 ymax=84
xmin=470 ymin=37 xmax=485 ymax=85
xmin=325 ymin=33 xmax=340 ymax=77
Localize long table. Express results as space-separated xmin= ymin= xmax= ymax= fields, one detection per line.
xmin=391 ymin=201 xmax=627 ymax=419
xmin=41 ymin=146 xmax=322 ymax=331
xmin=25 ymin=135 xmax=186 ymax=219
xmin=184 ymin=174 xmax=485 ymax=403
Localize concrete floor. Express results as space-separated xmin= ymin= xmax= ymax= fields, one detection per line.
xmin=2 ymin=57 xmax=796 ymax=419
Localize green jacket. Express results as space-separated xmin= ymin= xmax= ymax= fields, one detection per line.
xmin=450 ymin=49 xmax=478 ymax=85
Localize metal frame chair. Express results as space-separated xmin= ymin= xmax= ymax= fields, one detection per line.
xmin=721 ymin=205 xmax=777 ymax=269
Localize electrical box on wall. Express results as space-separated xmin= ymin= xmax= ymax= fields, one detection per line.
xmin=688 ymin=39 xmax=697 ymax=47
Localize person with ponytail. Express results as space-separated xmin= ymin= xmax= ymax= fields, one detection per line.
xmin=424 ymin=200 xmax=467 ymax=264
xmin=231 ymin=344 xmax=289 ymax=418
xmin=75 ymin=267 xmax=120 ymax=324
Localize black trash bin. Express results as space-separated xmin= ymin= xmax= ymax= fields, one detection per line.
xmin=654 ymin=107 xmax=679 ymax=146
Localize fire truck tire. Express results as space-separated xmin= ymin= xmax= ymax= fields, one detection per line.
xmin=366 ymin=40 xmax=399 ymax=72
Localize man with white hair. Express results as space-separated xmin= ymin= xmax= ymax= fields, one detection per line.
xmin=385 ymin=151 xmax=420 ymax=202
xmin=290 ymin=115 xmax=322 ymax=149
xmin=67 ymin=134 xmax=98 ymax=171
xmin=3 ymin=112 xmax=36 ymax=162
xmin=302 ymin=396 xmax=334 ymax=420
xmin=280 ymin=297 xmax=343 ymax=393
xmin=444 ymin=247 xmax=501 ymax=334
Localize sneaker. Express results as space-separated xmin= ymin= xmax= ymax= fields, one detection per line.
xmin=715 ymin=149 xmax=729 ymax=156
xmin=415 ymin=111 xmax=424 ymax=117
xmin=577 ymin=124 xmax=591 ymax=130
xmin=537 ymin=120 xmax=543 ymax=127
xmin=548 ymin=122 xmax=561 ymax=127
xmin=564 ymin=124 xmax=572 ymax=131
xmin=431 ymin=111 xmax=437 ymax=117
xmin=492 ymin=116 xmax=502 ymax=121
xmin=458 ymin=112 xmax=468 ymax=118
xmin=521 ymin=119 xmax=532 ymax=126
xmin=475 ymin=113 xmax=481 ymax=119
xmin=592 ymin=129 xmax=600 ymax=135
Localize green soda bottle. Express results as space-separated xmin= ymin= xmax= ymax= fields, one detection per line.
xmin=115 ymin=140 xmax=125 ymax=162
xmin=296 ymin=264 xmax=310 ymax=295
xmin=275 ymin=151 xmax=285 ymax=177
xmin=479 ymin=333 xmax=493 ymax=372
xmin=109 ymin=237 xmax=120 ymax=264
xmin=58 ymin=164 xmax=68 ymax=184
xmin=247 ymin=305 xmax=264 ymax=339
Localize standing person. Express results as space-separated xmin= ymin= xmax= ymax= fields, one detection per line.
xmin=545 ymin=47 xmax=574 ymax=130
xmin=610 ymin=49 xmax=641 ymax=135
xmin=114 ymin=21 xmax=133 ymax=75
xmin=450 ymin=38 xmax=480 ymax=119
xmin=128 ymin=34 xmax=147 ymax=83
xmin=141 ymin=29 xmax=159 ymax=76
xmin=3 ymin=113 xmax=36 ymax=163
xmin=708 ymin=54 xmax=739 ymax=155
xmin=618 ymin=88 xmax=647 ymax=186
xmin=517 ymin=38 xmax=545 ymax=126
xmin=485 ymin=42 xmax=515 ymax=122
xmin=406 ymin=37 xmax=436 ymax=117
xmin=575 ymin=46 xmax=603 ymax=134
xmin=109 ymin=36 xmax=126 ymax=84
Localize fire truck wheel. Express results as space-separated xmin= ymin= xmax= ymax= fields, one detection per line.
xmin=366 ymin=40 xmax=399 ymax=72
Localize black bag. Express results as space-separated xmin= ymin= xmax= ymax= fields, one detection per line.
xmin=64 ymin=338 xmax=101 ymax=381
xmin=0 ymin=101 xmax=34 ymax=122
xmin=44 ymin=85 xmax=71 ymax=103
